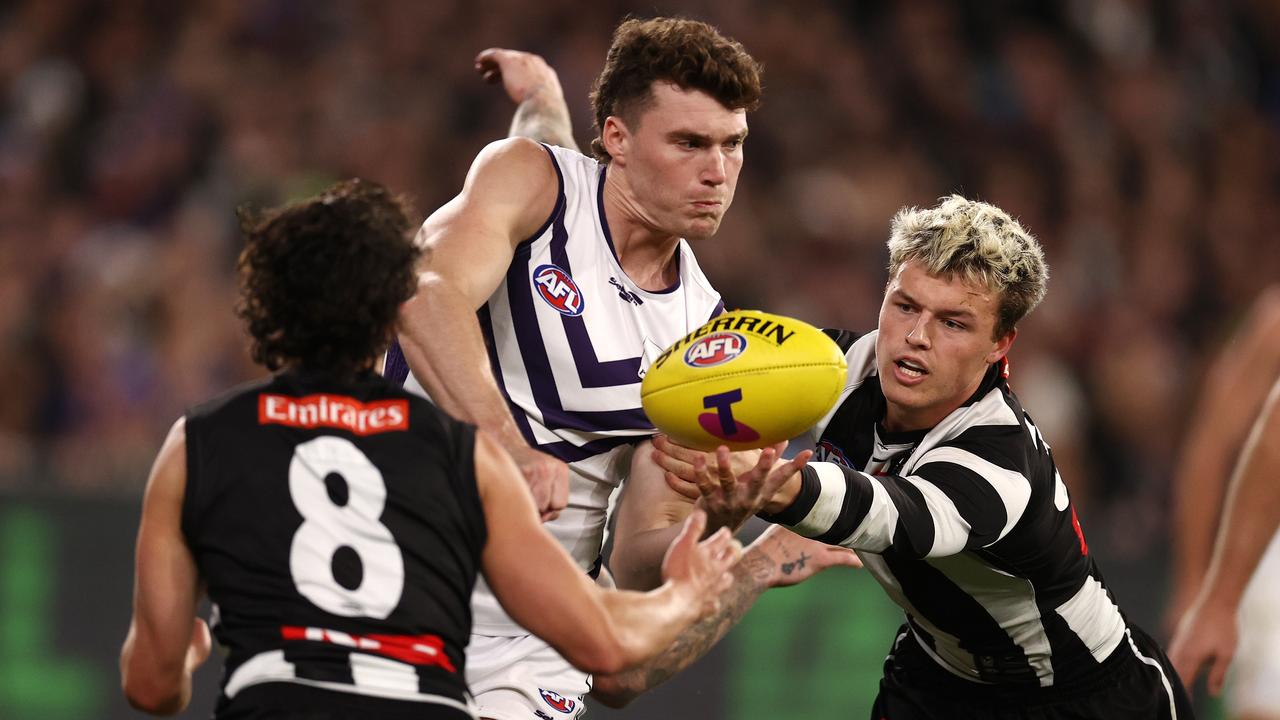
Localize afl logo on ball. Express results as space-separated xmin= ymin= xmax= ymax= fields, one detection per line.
xmin=684 ymin=332 xmax=747 ymax=368
xmin=538 ymin=688 xmax=577 ymax=714
xmin=533 ymin=264 xmax=584 ymax=316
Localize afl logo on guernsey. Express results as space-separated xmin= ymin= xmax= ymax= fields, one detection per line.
xmin=533 ymin=264 xmax=585 ymax=316
xmin=684 ymin=332 xmax=746 ymax=368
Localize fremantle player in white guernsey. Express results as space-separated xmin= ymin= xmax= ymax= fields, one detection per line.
xmin=657 ymin=197 xmax=1195 ymax=719
xmin=386 ymin=20 xmax=858 ymax=720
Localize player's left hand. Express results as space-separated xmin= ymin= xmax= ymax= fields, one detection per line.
xmin=747 ymin=525 xmax=861 ymax=588
xmin=1168 ymin=598 xmax=1238 ymax=696
xmin=475 ymin=48 xmax=565 ymax=106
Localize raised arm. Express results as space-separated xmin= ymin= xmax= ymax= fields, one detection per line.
xmin=476 ymin=48 xmax=579 ymax=151
xmin=120 ymin=419 xmax=212 ymax=715
xmin=397 ymin=138 xmax=568 ymax=518
xmin=1170 ymin=376 xmax=1280 ymax=694
xmin=1168 ymin=288 xmax=1280 ymax=626
xmin=474 ymin=431 xmax=740 ymax=674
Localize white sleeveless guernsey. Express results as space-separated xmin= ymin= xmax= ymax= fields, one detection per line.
xmin=405 ymin=144 xmax=722 ymax=634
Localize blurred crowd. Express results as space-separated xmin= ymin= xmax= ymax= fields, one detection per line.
xmin=1 ymin=0 xmax=1277 ymax=566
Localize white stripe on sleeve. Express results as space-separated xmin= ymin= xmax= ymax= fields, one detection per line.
xmin=792 ymin=462 xmax=848 ymax=536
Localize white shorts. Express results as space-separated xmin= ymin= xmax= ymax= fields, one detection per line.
xmin=1228 ymin=532 xmax=1280 ymax=716
xmin=465 ymin=633 xmax=590 ymax=720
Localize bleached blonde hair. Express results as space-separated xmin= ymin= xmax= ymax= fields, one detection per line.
xmin=887 ymin=195 xmax=1048 ymax=339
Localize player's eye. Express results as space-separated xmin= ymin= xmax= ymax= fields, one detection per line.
xmin=942 ymin=319 xmax=965 ymax=330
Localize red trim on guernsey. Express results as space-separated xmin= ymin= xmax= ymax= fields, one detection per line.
xmin=1070 ymin=506 xmax=1088 ymax=555
xmin=281 ymin=625 xmax=455 ymax=672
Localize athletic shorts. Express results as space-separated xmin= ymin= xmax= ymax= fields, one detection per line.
xmin=465 ymin=634 xmax=590 ymax=720
xmin=871 ymin=624 xmax=1194 ymax=720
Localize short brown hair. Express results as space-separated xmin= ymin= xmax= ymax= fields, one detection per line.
xmin=236 ymin=179 xmax=421 ymax=380
xmin=589 ymin=17 xmax=763 ymax=161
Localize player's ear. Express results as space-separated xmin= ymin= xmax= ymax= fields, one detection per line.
xmin=602 ymin=116 xmax=629 ymax=164
xmin=987 ymin=327 xmax=1016 ymax=364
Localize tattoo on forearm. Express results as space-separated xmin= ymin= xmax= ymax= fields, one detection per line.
xmin=608 ymin=550 xmax=774 ymax=695
xmin=510 ymin=91 xmax=578 ymax=151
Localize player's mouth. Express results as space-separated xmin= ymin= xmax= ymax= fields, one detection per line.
xmin=892 ymin=357 xmax=929 ymax=385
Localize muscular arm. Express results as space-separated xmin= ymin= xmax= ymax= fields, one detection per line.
xmin=1169 ymin=288 xmax=1280 ymax=621
xmin=398 ymin=137 xmax=555 ymax=434
xmin=120 ymin=419 xmax=211 ymax=715
xmin=1200 ymin=378 xmax=1280 ymax=609
xmin=475 ymin=432 xmax=738 ymax=675
xmin=592 ymin=523 xmax=855 ymax=707
xmin=592 ymin=540 xmax=771 ymax=706
xmin=476 ymin=48 xmax=579 ymax=151
xmin=396 ymin=138 xmax=569 ymax=516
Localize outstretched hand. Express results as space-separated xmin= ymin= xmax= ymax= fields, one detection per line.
xmin=652 ymin=434 xmax=762 ymax=501
xmin=747 ymin=525 xmax=861 ymax=588
xmin=661 ymin=510 xmax=743 ymax=618
xmin=653 ymin=436 xmax=810 ymax=532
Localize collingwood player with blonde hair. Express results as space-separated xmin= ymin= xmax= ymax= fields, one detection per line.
xmin=657 ymin=195 xmax=1195 ymax=719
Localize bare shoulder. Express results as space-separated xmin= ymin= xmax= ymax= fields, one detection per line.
xmin=468 ymin=137 xmax=557 ymax=188
xmin=146 ymin=417 xmax=189 ymax=504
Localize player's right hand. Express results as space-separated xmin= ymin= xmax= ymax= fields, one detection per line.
xmin=1168 ymin=598 xmax=1239 ymax=696
xmin=660 ymin=510 xmax=742 ymax=618
xmin=504 ymin=443 xmax=569 ymax=522
xmin=474 ymin=48 xmax=565 ymax=106
xmin=654 ymin=438 xmax=810 ymax=532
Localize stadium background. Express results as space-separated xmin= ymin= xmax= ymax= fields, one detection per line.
xmin=1 ymin=0 xmax=1277 ymax=717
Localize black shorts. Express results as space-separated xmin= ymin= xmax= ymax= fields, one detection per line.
xmin=217 ymin=682 xmax=474 ymax=720
xmin=871 ymin=625 xmax=1194 ymax=720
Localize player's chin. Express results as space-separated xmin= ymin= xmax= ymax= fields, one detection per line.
xmin=683 ymin=215 xmax=724 ymax=241
xmin=880 ymin=373 xmax=927 ymax=405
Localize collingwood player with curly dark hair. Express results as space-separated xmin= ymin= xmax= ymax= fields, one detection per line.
xmin=119 ymin=179 xmax=743 ymax=719
xmin=234 ymin=179 xmax=420 ymax=380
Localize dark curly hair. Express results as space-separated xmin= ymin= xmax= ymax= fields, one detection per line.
xmin=589 ymin=17 xmax=763 ymax=161
xmin=235 ymin=179 xmax=421 ymax=380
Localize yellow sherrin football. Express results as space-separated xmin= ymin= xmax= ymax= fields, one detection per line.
xmin=641 ymin=309 xmax=848 ymax=451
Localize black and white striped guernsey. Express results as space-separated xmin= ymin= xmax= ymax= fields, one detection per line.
xmin=763 ymin=329 xmax=1129 ymax=688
